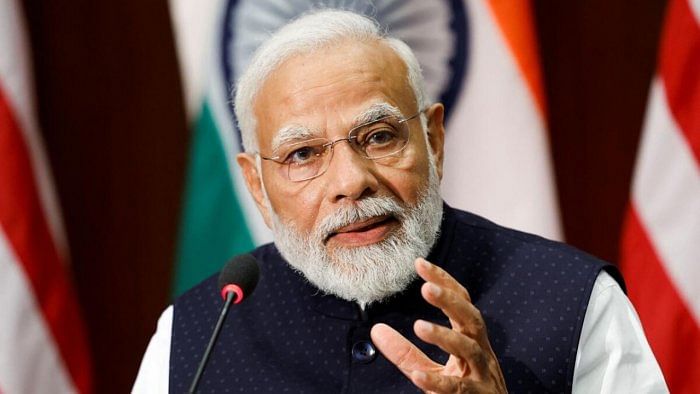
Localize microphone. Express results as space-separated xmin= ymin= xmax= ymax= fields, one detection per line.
xmin=189 ymin=254 xmax=260 ymax=394
xmin=217 ymin=253 xmax=260 ymax=303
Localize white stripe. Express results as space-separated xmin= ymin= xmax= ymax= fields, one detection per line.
xmin=0 ymin=230 xmax=76 ymax=394
xmin=168 ymin=0 xmax=225 ymax=118
xmin=689 ymin=0 xmax=700 ymax=25
xmin=0 ymin=0 xmax=69 ymax=260
xmin=441 ymin=0 xmax=562 ymax=240
xmin=632 ymin=77 xmax=700 ymax=324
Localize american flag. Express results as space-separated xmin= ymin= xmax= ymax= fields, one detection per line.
xmin=620 ymin=0 xmax=700 ymax=392
xmin=0 ymin=0 xmax=92 ymax=392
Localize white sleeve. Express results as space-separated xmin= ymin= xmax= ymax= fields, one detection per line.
xmin=572 ymin=271 xmax=668 ymax=393
xmin=132 ymin=305 xmax=173 ymax=394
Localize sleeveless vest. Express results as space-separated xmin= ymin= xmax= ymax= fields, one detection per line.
xmin=169 ymin=205 xmax=622 ymax=393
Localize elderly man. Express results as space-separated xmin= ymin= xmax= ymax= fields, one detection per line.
xmin=134 ymin=10 xmax=667 ymax=393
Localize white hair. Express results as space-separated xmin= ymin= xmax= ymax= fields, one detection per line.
xmin=233 ymin=9 xmax=430 ymax=153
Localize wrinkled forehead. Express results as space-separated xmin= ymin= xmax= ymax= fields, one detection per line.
xmin=253 ymin=40 xmax=417 ymax=151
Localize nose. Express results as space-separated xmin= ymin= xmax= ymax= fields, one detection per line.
xmin=324 ymin=140 xmax=379 ymax=202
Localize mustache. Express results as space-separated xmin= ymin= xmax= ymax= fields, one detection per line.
xmin=314 ymin=196 xmax=406 ymax=240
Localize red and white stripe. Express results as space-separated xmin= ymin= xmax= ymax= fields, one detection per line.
xmin=441 ymin=0 xmax=562 ymax=240
xmin=0 ymin=0 xmax=92 ymax=393
xmin=620 ymin=0 xmax=700 ymax=392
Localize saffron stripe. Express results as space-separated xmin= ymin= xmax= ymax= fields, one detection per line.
xmin=660 ymin=0 xmax=700 ymax=165
xmin=485 ymin=0 xmax=547 ymax=115
xmin=0 ymin=85 xmax=92 ymax=393
xmin=620 ymin=207 xmax=700 ymax=393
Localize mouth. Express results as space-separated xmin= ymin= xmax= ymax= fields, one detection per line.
xmin=324 ymin=215 xmax=399 ymax=247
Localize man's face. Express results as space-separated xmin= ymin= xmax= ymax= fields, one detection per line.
xmin=237 ymin=39 xmax=446 ymax=303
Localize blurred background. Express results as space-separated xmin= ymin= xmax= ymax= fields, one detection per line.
xmin=3 ymin=0 xmax=683 ymax=392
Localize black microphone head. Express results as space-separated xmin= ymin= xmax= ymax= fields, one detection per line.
xmin=218 ymin=254 xmax=260 ymax=303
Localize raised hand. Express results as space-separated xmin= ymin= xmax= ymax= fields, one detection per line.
xmin=370 ymin=258 xmax=507 ymax=393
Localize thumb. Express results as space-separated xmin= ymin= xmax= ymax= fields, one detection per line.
xmin=371 ymin=323 xmax=438 ymax=374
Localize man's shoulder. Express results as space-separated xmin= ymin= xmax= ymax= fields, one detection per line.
xmin=449 ymin=206 xmax=564 ymax=249
xmin=448 ymin=206 xmax=600 ymax=262
xmin=441 ymin=206 xmax=628 ymax=392
xmin=443 ymin=205 xmax=624 ymax=289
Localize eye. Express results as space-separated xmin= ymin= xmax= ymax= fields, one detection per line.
xmin=364 ymin=128 xmax=398 ymax=146
xmin=283 ymin=145 xmax=322 ymax=164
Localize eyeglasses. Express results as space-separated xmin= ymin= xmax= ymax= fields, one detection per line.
xmin=260 ymin=110 xmax=423 ymax=182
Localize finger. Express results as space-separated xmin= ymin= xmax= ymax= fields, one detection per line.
xmin=414 ymin=319 xmax=488 ymax=379
xmin=413 ymin=371 xmax=487 ymax=394
xmin=420 ymin=281 xmax=487 ymax=342
xmin=370 ymin=323 xmax=440 ymax=376
xmin=415 ymin=259 xmax=495 ymax=357
xmin=410 ymin=370 xmax=460 ymax=393
xmin=415 ymin=258 xmax=471 ymax=302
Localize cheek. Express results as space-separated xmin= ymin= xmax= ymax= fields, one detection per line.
xmin=396 ymin=144 xmax=430 ymax=194
xmin=262 ymin=170 xmax=324 ymax=231
xmin=376 ymin=153 xmax=431 ymax=205
xmin=384 ymin=170 xmax=428 ymax=204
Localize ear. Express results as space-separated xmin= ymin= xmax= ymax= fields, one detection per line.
xmin=425 ymin=103 xmax=446 ymax=180
xmin=236 ymin=153 xmax=272 ymax=228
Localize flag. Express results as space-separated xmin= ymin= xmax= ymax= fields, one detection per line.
xmin=169 ymin=0 xmax=260 ymax=296
xmin=441 ymin=0 xmax=562 ymax=240
xmin=0 ymin=0 xmax=92 ymax=393
xmin=620 ymin=0 xmax=700 ymax=392
xmin=169 ymin=0 xmax=562 ymax=296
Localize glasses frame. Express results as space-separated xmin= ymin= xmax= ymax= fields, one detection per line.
xmin=259 ymin=109 xmax=425 ymax=182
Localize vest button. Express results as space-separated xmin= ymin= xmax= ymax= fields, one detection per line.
xmin=351 ymin=340 xmax=377 ymax=363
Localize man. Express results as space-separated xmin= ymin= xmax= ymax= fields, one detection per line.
xmin=134 ymin=10 xmax=667 ymax=393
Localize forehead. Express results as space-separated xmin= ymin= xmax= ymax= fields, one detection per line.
xmin=253 ymin=39 xmax=416 ymax=149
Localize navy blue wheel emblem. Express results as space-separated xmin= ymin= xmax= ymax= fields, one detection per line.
xmin=221 ymin=0 xmax=468 ymax=151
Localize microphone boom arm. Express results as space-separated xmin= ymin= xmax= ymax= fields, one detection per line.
xmin=188 ymin=290 xmax=236 ymax=393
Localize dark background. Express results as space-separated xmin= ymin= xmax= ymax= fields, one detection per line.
xmin=20 ymin=1 xmax=667 ymax=392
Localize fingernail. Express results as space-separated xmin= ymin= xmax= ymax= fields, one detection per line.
xmin=413 ymin=370 xmax=428 ymax=382
xmin=415 ymin=319 xmax=432 ymax=332
xmin=427 ymin=282 xmax=442 ymax=297
xmin=418 ymin=258 xmax=431 ymax=269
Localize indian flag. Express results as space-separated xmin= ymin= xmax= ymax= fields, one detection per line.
xmin=169 ymin=0 xmax=268 ymax=295
xmin=168 ymin=0 xmax=561 ymax=295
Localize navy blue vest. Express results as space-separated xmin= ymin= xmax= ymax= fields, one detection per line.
xmin=170 ymin=205 xmax=622 ymax=393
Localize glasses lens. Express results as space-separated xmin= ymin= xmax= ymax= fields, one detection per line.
xmin=351 ymin=115 xmax=409 ymax=159
xmin=270 ymin=114 xmax=415 ymax=182
xmin=275 ymin=139 xmax=329 ymax=182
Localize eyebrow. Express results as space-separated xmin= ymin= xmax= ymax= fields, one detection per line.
xmin=270 ymin=125 xmax=318 ymax=153
xmin=352 ymin=103 xmax=404 ymax=127
xmin=269 ymin=103 xmax=405 ymax=152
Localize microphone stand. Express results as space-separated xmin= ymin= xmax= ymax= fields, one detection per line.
xmin=188 ymin=291 xmax=236 ymax=393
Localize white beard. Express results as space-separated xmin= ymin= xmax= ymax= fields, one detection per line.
xmin=267 ymin=160 xmax=443 ymax=306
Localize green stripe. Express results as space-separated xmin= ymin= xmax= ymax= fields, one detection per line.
xmin=173 ymin=99 xmax=255 ymax=297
